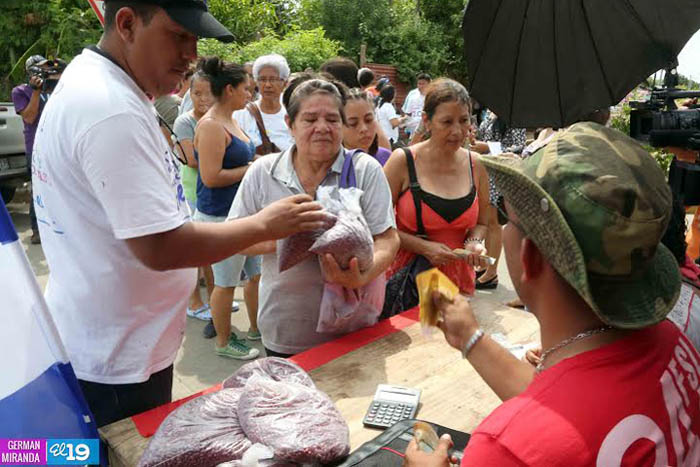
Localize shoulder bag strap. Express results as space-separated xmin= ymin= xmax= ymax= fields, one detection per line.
xmin=246 ymin=102 xmax=276 ymax=155
xmin=403 ymin=148 xmax=426 ymax=238
xmin=340 ymin=149 xmax=359 ymax=189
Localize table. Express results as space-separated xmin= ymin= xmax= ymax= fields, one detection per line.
xmin=100 ymin=297 xmax=539 ymax=466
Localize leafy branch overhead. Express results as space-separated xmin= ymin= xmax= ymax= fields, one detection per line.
xmin=1 ymin=0 xmax=472 ymax=100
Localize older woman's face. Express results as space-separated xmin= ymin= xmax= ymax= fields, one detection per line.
xmin=343 ymin=99 xmax=376 ymax=152
xmin=425 ymin=101 xmax=472 ymax=152
xmin=257 ymin=65 xmax=285 ymax=101
xmin=290 ymin=93 xmax=343 ymax=161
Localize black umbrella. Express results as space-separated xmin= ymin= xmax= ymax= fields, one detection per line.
xmin=462 ymin=0 xmax=700 ymax=128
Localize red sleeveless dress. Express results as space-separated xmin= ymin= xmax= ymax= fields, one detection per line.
xmin=386 ymin=156 xmax=479 ymax=295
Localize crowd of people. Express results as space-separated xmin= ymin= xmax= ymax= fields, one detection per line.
xmin=14 ymin=0 xmax=700 ymax=464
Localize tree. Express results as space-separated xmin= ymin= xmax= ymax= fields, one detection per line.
xmin=0 ymin=0 xmax=101 ymax=100
xmin=206 ymin=0 xmax=278 ymax=44
xmin=301 ymin=0 xmax=465 ymax=85
xmin=198 ymin=27 xmax=341 ymax=73
xmin=416 ymin=0 xmax=468 ymax=83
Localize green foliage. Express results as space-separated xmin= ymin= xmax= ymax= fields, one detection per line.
xmin=415 ymin=0 xmax=468 ymax=83
xmin=207 ymin=0 xmax=306 ymax=42
xmin=377 ymin=13 xmax=450 ymax=84
xmin=207 ymin=0 xmax=277 ymax=44
xmin=0 ymin=0 xmax=101 ymax=100
xmin=609 ymin=102 xmax=631 ymax=135
xmin=197 ymin=39 xmax=241 ymax=63
xmin=611 ymin=99 xmax=674 ymax=175
xmin=237 ymin=28 xmax=341 ymax=72
xmin=198 ymin=28 xmax=340 ymax=73
xmin=307 ymin=0 xmax=468 ymax=86
xmin=678 ymin=73 xmax=700 ymax=90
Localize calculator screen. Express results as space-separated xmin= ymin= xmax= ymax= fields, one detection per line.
xmin=378 ymin=390 xmax=417 ymax=404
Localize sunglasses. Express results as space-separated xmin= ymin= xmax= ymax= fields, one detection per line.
xmin=157 ymin=114 xmax=189 ymax=167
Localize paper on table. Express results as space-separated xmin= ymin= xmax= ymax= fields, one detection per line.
xmin=487 ymin=142 xmax=502 ymax=155
xmin=491 ymin=333 xmax=539 ymax=360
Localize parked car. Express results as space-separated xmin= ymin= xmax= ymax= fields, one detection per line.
xmin=0 ymin=102 xmax=28 ymax=203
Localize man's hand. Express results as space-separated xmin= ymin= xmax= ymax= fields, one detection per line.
xmin=422 ymin=241 xmax=460 ymax=267
xmin=668 ymin=146 xmax=699 ymax=163
xmin=29 ymin=75 xmax=43 ymax=91
xmin=253 ymin=194 xmax=327 ymax=240
xmin=404 ymin=434 xmax=457 ymax=467
xmin=319 ymin=254 xmax=369 ymax=290
xmin=525 ymin=347 xmax=542 ymax=367
xmin=434 ymin=292 xmax=479 ymax=352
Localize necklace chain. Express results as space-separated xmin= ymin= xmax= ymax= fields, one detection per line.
xmin=536 ymin=325 xmax=613 ymax=373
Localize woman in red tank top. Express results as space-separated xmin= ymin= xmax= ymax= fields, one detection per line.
xmin=383 ymin=79 xmax=491 ymax=295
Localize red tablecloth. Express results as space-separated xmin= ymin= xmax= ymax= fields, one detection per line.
xmin=130 ymin=307 xmax=420 ymax=437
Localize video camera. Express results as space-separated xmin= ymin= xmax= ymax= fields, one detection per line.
xmin=629 ymin=67 xmax=700 ymax=150
xmin=629 ymin=65 xmax=700 ymax=204
xmin=27 ymin=59 xmax=66 ymax=94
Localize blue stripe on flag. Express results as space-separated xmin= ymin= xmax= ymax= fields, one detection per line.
xmin=0 ymin=197 xmax=19 ymax=245
xmin=0 ymin=362 xmax=98 ymax=439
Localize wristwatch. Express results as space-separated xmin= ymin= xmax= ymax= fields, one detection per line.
xmin=461 ymin=328 xmax=484 ymax=359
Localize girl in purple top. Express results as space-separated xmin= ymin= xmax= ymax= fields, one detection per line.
xmin=343 ymin=88 xmax=392 ymax=166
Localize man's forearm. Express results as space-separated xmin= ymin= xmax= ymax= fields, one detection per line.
xmin=238 ymin=240 xmax=276 ymax=256
xmin=127 ymin=215 xmax=271 ymax=270
xmin=465 ymin=333 xmax=535 ymax=401
xmin=19 ymin=91 xmax=42 ymax=125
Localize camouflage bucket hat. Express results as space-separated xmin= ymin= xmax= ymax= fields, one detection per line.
xmin=481 ymin=122 xmax=681 ymax=329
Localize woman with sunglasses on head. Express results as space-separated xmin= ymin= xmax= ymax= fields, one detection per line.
xmin=384 ymin=79 xmax=491 ymax=299
xmin=173 ymin=65 xmax=216 ymax=320
xmin=193 ymin=57 xmax=259 ymax=360
xmin=342 ymin=88 xmax=393 ymax=166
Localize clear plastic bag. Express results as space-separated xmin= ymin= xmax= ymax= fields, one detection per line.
xmin=237 ymin=375 xmax=350 ymax=464
xmin=222 ymin=357 xmax=314 ymax=390
xmin=310 ymin=186 xmax=374 ymax=271
xmin=277 ymin=212 xmax=337 ymax=273
xmin=139 ymin=389 xmax=251 ymax=467
xmin=316 ymin=275 xmax=386 ymax=333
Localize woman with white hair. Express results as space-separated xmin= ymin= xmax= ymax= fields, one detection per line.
xmin=233 ymin=53 xmax=294 ymax=155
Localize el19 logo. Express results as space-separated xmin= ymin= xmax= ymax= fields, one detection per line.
xmin=46 ymin=439 xmax=99 ymax=465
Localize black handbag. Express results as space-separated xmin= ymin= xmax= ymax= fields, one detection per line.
xmin=381 ymin=148 xmax=432 ymax=320
xmin=331 ymin=419 xmax=470 ymax=467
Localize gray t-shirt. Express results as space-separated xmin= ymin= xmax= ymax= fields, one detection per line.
xmin=173 ymin=112 xmax=196 ymax=140
xmin=154 ymin=94 xmax=182 ymax=127
xmin=228 ymin=146 xmax=396 ymax=354
xmin=173 ymin=112 xmax=198 ymax=202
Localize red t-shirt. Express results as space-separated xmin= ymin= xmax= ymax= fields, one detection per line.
xmin=462 ymin=321 xmax=700 ymax=466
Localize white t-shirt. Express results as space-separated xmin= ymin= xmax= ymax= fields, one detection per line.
xmin=233 ymin=100 xmax=293 ymax=152
xmin=377 ymin=102 xmax=399 ymax=143
xmin=31 ymin=48 xmax=196 ymax=384
xmin=401 ymin=88 xmax=425 ymax=133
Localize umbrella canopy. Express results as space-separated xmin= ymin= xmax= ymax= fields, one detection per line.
xmin=463 ymin=0 xmax=700 ymax=128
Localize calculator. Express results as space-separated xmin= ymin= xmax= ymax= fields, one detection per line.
xmin=362 ymin=384 xmax=421 ymax=429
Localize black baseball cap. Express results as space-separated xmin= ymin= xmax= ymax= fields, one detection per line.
xmin=106 ymin=0 xmax=234 ymax=42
